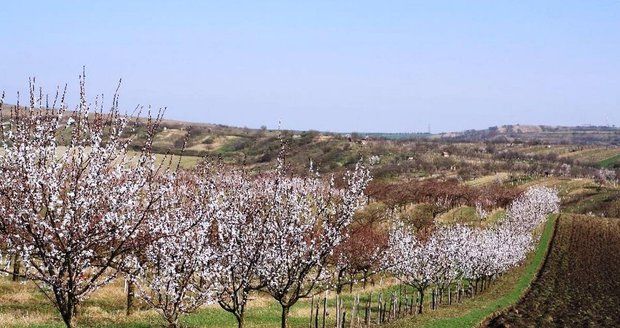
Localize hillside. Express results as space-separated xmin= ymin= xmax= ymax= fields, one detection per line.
xmin=2 ymin=104 xmax=619 ymax=179
xmin=436 ymin=124 xmax=620 ymax=145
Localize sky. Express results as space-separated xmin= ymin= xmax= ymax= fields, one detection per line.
xmin=1 ymin=1 xmax=619 ymax=133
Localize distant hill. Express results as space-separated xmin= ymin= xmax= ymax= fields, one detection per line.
xmin=2 ymin=103 xmax=617 ymax=145
xmin=326 ymin=125 xmax=620 ymax=145
xmin=434 ymin=124 xmax=620 ymax=145
xmin=1 ymin=104 xmax=618 ymax=175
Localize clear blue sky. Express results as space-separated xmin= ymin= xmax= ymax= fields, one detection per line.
xmin=1 ymin=1 xmax=619 ymax=133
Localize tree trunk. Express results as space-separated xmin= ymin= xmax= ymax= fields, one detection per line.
xmin=60 ymin=305 xmax=76 ymax=328
xmin=418 ymin=289 xmax=424 ymax=314
xmin=235 ymin=306 xmax=246 ymax=328
xmin=11 ymin=254 xmax=20 ymax=282
xmin=126 ymin=279 xmax=135 ymax=316
xmin=281 ymin=305 xmax=290 ymax=328
xmin=57 ymin=291 xmax=77 ymax=328
xmin=314 ymin=301 xmax=319 ymax=328
xmin=166 ymin=314 xmax=180 ymax=328
xmin=61 ymin=313 xmax=73 ymax=328
xmin=336 ymin=269 xmax=345 ymax=294
xmin=362 ymin=271 xmax=368 ymax=289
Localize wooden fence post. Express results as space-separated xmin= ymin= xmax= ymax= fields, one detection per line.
xmin=376 ymin=294 xmax=382 ymax=324
xmin=314 ymin=301 xmax=319 ymax=328
xmin=365 ymin=293 xmax=371 ymax=326
xmin=336 ymin=294 xmax=340 ymax=328
xmin=309 ymin=296 xmax=314 ymax=328
xmin=322 ymin=297 xmax=327 ymax=328
xmin=349 ymin=295 xmax=355 ymax=328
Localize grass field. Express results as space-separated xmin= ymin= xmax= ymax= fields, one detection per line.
xmin=599 ymin=153 xmax=620 ymax=168
xmin=0 ymin=273 xmax=403 ymax=328
xmin=559 ymin=147 xmax=620 ymax=163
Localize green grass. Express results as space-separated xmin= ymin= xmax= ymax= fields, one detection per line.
xmin=599 ymin=153 xmax=620 ymax=168
xmin=384 ymin=214 xmax=557 ymax=328
xmin=436 ymin=206 xmax=478 ymax=225
xmin=0 ymin=273 xmax=403 ymax=328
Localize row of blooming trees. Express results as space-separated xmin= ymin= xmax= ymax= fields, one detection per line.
xmin=0 ymin=77 xmax=561 ymax=328
xmin=383 ymin=186 xmax=560 ymax=314
xmin=0 ymin=77 xmax=372 ymax=328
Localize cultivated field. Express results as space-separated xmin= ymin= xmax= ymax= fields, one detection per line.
xmin=486 ymin=214 xmax=620 ymax=327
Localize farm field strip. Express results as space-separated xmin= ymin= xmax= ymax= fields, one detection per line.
xmin=485 ymin=214 xmax=620 ymax=327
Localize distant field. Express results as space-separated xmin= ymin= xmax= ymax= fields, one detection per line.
xmin=560 ymin=147 xmax=620 ymax=163
xmin=435 ymin=206 xmax=506 ymax=227
xmin=465 ymin=172 xmax=510 ymax=187
xmin=486 ymin=214 xmax=620 ymax=327
xmin=599 ymin=153 xmax=620 ymax=168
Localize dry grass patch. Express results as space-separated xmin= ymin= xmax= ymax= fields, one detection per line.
xmin=0 ymin=311 xmax=54 ymax=326
xmin=466 ymin=173 xmax=510 ymax=187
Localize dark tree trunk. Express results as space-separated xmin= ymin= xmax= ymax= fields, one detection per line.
xmin=58 ymin=298 xmax=76 ymax=328
xmin=11 ymin=254 xmax=20 ymax=282
xmin=363 ymin=271 xmax=368 ymax=289
xmin=314 ymin=301 xmax=319 ymax=328
xmin=165 ymin=313 xmax=180 ymax=328
xmin=126 ymin=279 xmax=135 ymax=316
xmin=336 ymin=268 xmax=345 ymax=294
xmin=235 ymin=306 xmax=246 ymax=328
xmin=280 ymin=305 xmax=290 ymax=328
xmin=418 ymin=289 xmax=425 ymax=314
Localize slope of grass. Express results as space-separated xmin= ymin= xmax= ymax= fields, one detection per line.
xmin=436 ymin=206 xmax=478 ymax=225
xmin=599 ymin=153 xmax=620 ymax=168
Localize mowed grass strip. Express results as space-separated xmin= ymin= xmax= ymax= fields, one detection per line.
xmin=599 ymin=153 xmax=620 ymax=168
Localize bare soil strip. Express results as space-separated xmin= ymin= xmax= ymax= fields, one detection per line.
xmin=485 ymin=214 xmax=620 ymax=327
